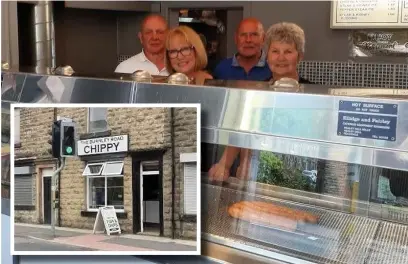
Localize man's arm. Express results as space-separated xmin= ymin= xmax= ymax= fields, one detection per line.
xmin=208 ymin=146 xmax=240 ymax=181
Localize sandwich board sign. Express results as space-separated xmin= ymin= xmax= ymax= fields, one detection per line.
xmin=93 ymin=206 xmax=121 ymax=235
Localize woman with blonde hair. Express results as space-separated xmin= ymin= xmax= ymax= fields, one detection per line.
xmin=165 ymin=25 xmax=212 ymax=84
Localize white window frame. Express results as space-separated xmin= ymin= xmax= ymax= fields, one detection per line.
xmin=82 ymin=162 xmax=105 ymax=176
xmin=87 ymin=108 xmax=108 ymax=133
xmin=140 ymin=160 xmax=160 ymax=233
xmin=180 ymin=153 xmax=197 ymax=216
xmin=101 ymin=161 xmax=124 ymax=176
xmin=84 ymin=161 xmax=124 ymax=213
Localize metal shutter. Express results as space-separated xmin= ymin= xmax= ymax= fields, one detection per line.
xmin=15 ymin=175 xmax=33 ymax=205
xmin=184 ymin=163 xmax=197 ymax=215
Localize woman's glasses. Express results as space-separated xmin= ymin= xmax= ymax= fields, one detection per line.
xmin=167 ymin=46 xmax=194 ymax=59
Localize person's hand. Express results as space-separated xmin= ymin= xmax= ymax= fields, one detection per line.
xmin=208 ymin=163 xmax=230 ymax=182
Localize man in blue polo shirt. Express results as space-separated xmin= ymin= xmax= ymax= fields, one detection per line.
xmin=213 ymin=17 xmax=272 ymax=81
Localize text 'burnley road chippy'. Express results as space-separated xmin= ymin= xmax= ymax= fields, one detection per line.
xmin=77 ymin=135 xmax=129 ymax=156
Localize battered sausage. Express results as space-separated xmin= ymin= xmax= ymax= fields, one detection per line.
xmin=228 ymin=200 xmax=319 ymax=229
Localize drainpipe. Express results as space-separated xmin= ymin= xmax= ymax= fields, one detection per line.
xmin=33 ymin=0 xmax=56 ymax=69
xmin=53 ymin=108 xmax=61 ymax=227
xmin=170 ymin=108 xmax=176 ymax=239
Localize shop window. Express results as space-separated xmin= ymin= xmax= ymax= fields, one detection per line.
xmin=180 ymin=153 xmax=197 ymax=215
xmin=14 ymin=166 xmax=34 ymax=206
xmin=141 ymin=160 xmax=159 ymax=175
xmin=83 ymin=163 xmax=104 ymax=176
xmin=88 ymin=108 xmax=108 ymax=133
xmin=102 ymin=161 xmax=124 ymax=175
xmin=83 ymin=161 xmax=124 ymax=211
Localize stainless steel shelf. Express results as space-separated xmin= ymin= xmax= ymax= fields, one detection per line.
xmin=202 ymin=183 xmax=408 ymax=264
xmin=202 ymin=127 xmax=408 ymax=172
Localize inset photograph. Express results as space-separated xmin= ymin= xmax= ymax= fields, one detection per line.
xmin=11 ymin=104 xmax=200 ymax=255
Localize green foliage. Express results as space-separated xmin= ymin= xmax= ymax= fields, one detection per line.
xmin=256 ymin=151 xmax=315 ymax=192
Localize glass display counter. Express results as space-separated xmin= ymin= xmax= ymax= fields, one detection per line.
xmin=2 ymin=68 xmax=407 ymax=263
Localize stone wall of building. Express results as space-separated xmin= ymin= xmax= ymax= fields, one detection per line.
xmin=322 ymin=161 xmax=349 ymax=197
xmin=173 ymin=107 xmax=198 ymax=239
xmin=14 ymin=108 xmax=55 ymax=224
xmin=108 ymin=107 xmax=171 ymax=150
xmin=15 ymin=108 xmax=54 ymax=159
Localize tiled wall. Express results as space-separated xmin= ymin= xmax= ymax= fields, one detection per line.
xmin=298 ymin=62 xmax=408 ymax=89
xmin=118 ymin=55 xmax=407 ymax=89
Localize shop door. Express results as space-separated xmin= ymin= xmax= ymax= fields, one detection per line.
xmin=132 ymin=152 xmax=164 ymax=236
xmin=43 ymin=176 xmax=52 ymax=224
xmin=140 ymin=161 xmax=161 ymax=234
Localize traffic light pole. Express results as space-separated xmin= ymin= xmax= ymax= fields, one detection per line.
xmin=51 ymin=157 xmax=65 ymax=237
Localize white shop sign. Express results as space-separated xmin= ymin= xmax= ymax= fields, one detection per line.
xmin=331 ymin=0 xmax=408 ymax=28
xmin=78 ymin=135 xmax=128 ymax=156
xmin=93 ymin=206 xmax=121 ymax=235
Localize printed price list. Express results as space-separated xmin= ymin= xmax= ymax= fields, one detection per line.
xmin=333 ymin=0 xmax=407 ymax=27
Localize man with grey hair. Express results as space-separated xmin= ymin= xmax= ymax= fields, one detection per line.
xmin=115 ymin=14 xmax=169 ymax=75
xmin=213 ymin=17 xmax=272 ymax=81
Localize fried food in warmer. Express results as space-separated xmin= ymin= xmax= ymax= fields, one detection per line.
xmin=228 ymin=201 xmax=319 ymax=230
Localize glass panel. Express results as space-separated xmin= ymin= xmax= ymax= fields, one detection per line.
xmin=89 ymin=108 xmax=108 ymax=132
xmin=142 ymin=161 xmax=159 ymax=172
xmin=83 ymin=164 xmax=103 ymax=175
xmin=14 ymin=109 xmax=20 ymax=144
xmin=88 ymin=177 xmax=105 ymax=209
xmin=107 ymin=177 xmax=124 ymax=210
xmin=143 ymin=174 xmax=160 ymax=201
xmin=201 ymin=142 xmax=408 ymax=264
xmin=102 ymin=162 xmax=123 ymax=175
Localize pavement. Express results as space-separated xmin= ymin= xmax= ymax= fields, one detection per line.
xmin=14 ymin=223 xmax=197 ymax=252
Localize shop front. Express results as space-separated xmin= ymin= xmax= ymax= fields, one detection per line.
xmin=13 ymin=107 xmax=198 ymax=240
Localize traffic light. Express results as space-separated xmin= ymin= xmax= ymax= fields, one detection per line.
xmin=48 ymin=121 xmax=61 ymax=158
xmin=60 ymin=121 xmax=76 ymax=157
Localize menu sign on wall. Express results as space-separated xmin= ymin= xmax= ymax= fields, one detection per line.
xmin=331 ymin=0 xmax=408 ymax=28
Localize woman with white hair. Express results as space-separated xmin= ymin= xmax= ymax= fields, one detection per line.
xmin=264 ymin=22 xmax=312 ymax=84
